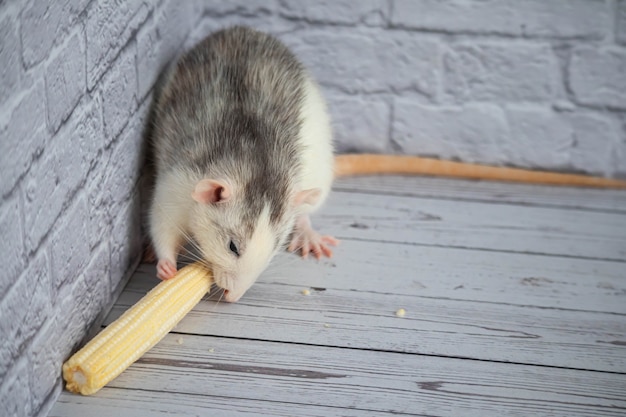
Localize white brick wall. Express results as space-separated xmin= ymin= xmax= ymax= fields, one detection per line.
xmin=0 ymin=1 xmax=197 ymax=415
xmin=1 ymin=1 xmax=625 ymax=416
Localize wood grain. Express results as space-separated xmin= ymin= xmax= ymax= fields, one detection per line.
xmin=335 ymin=176 xmax=626 ymax=213
xmin=129 ymin=242 xmax=626 ymax=313
xmin=106 ymin=262 xmax=626 ymax=373
xmin=100 ymin=335 xmax=626 ymax=417
xmin=317 ymin=191 xmax=626 ymax=261
xmin=52 ymin=387 xmax=397 ymax=417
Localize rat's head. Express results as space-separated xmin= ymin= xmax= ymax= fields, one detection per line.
xmin=188 ymin=178 xmax=321 ymax=302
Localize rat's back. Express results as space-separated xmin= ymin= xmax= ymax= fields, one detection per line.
xmin=152 ymin=26 xmax=307 ymax=180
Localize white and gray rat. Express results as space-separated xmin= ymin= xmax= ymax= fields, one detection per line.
xmin=149 ymin=26 xmax=337 ymax=302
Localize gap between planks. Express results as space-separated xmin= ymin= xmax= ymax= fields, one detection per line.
xmin=107 ymin=261 xmax=626 ymax=374
xmin=54 ymin=334 xmax=626 ymax=417
xmin=334 ymin=176 xmax=626 ymax=214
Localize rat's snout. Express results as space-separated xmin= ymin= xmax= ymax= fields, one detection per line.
xmin=223 ymin=288 xmax=244 ymax=303
xmin=214 ymin=272 xmax=244 ymax=303
xmin=214 ymin=270 xmax=257 ymax=303
xmin=215 ymin=271 xmax=236 ymax=293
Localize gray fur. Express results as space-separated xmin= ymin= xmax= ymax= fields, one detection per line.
xmin=152 ymin=26 xmax=306 ymax=235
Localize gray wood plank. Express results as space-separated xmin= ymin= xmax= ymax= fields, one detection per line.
xmin=51 ymin=387 xmax=401 ymax=417
xmin=107 ymin=262 xmax=626 ymax=373
xmin=135 ymin=243 xmax=626 ymax=313
xmin=95 ymin=334 xmax=626 ymax=417
xmin=268 ymin=243 xmax=626 ymax=314
xmin=334 ymin=176 xmax=626 ymax=213
xmin=54 ymin=177 xmax=626 ymax=417
xmin=317 ymin=191 xmax=626 ymax=261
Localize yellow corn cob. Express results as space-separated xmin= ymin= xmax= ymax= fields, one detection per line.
xmin=62 ymin=262 xmax=213 ymax=395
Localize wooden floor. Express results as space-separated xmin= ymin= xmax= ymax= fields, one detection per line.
xmin=51 ymin=176 xmax=626 ymax=417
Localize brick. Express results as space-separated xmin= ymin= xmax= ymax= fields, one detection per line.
xmin=85 ymin=0 xmax=149 ymax=89
xmin=0 ymin=13 xmax=21 ymax=104
xmin=327 ymin=95 xmax=390 ymax=153
xmin=284 ymin=29 xmax=440 ymax=96
xmin=45 ymin=30 xmax=86 ymax=132
xmin=504 ymin=106 xmax=618 ymax=174
xmin=199 ymin=0 xmax=277 ymax=17
xmin=53 ymin=245 xmax=110 ymax=351
xmin=156 ymin=0 xmax=195 ymax=62
xmin=20 ymin=0 xmax=90 ymax=68
xmin=504 ymin=106 xmax=573 ymax=169
xmin=103 ymin=108 xmax=147 ymax=214
xmin=618 ymin=0 xmax=626 ymax=45
xmin=0 ymin=84 xmax=48 ymax=197
xmin=184 ymin=18 xmax=224 ymax=50
xmin=101 ymin=45 xmax=138 ymax=142
xmin=89 ymin=99 xmax=147 ymax=251
xmin=110 ymin=192 xmax=142 ymax=291
xmin=54 ymin=284 xmax=89 ymax=358
xmin=0 ymin=250 xmax=50 ymax=378
xmin=24 ymin=97 xmax=102 ymax=251
xmin=391 ymin=0 xmax=609 ymax=39
xmin=81 ymin=92 xmax=114 ymax=252
xmin=28 ymin=320 xmax=61 ymax=413
xmin=392 ymin=101 xmax=509 ymax=165
xmin=185 ymin=5 xmax=294 ymax=50
xmin=50 ymin=197 xmax=90 ymax=292
xmin=444 ymin=42 xmax=559 ymax=103
xmin=615 ymin=136 xmax=626 ymax=178
xmin=78 ymin=243 xmax=111 ymax=324
xmin=280 ymin=0 xmax=387 ymax=26
xmin=569 ymin=46 xmax=626 ymax=110
xmin=0 ymin=358 xmax=33 ymax=417
xmin=86 ymin=148 xmax=113 ymax=250
xmin=567 ymin=113 xmax=619 ymax=176
xmin=137 ymin=1 xmax=195 ymax=99
xmin=136 ymin=18 xmax=161 ymax=100
xmin=0 ymin=193 xmax=24 ymax=298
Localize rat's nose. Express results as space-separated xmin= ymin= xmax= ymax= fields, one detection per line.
xmin=223 ymin=289 xmax=243 ymax=303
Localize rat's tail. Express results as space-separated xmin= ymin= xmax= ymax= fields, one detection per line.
xmin=334 ymin=154 xmax=626 ymax=189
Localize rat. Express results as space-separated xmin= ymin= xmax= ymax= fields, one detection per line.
xmin=149 ymin=26 xmax=626 ymax=304
xmin=149 ymin=26 xmax=337 ymax=302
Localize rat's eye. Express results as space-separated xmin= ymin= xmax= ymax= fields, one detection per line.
xmin=229 ymin=240 xmax=240 ymax=257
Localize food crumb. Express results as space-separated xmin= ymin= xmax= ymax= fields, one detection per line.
xmin=177 ymin=337 xmax=184 ymax=345
xmin=395 ymin=308 xmax=406 ymax=318
xmin=301 ymin=289 xmax=311 ymax=296
xmin=323 ymin=323 xmax=331 ymax=328
xmin=208 ymin=348 xmax=215 ymax=353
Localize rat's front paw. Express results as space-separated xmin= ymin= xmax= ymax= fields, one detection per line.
xmin=288 ymin=215 xmax=339 ymax=259
xmin=157 ymin=259 xmax=177 ymax=280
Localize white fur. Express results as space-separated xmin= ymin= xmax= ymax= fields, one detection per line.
xmin=150 ymin=170 xmax=195 ymax=264
xmin=219 ymin=204 xmax=276 ymax=302
xmin=296 ymin=75 xmax=334 ymax=211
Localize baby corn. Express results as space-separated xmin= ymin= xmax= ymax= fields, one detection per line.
xmin=62 ymin=262 xmax=212 ymax=395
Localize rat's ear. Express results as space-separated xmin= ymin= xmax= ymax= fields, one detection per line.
xmin=293 ymin=188 xmax=322 ymax=207
xmin=192 ymin=179 xmax=231 ymax=204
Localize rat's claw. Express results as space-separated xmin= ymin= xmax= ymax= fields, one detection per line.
xmin=313 ymin=235 xmax=338 ymax=258
xmin=321 ymin=235 xmax=340 ymax=246
xmin=157 ymin=259 xmax=177 ymax=280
